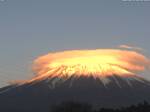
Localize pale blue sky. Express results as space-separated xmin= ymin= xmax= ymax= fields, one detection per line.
xmin=0 ymin=0 xmax=150 ymax=87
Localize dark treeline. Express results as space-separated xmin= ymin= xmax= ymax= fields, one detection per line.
xmin=50 ymin=101 xmax=150 ymax=112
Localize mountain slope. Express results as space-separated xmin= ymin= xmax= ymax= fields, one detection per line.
xmin=0 ymin=76 xmax=150 ymax=112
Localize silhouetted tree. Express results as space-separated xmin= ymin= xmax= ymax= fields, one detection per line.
xmin=99 ymin=108 xmax=115 ymax=112
xmin=116 ymin=101 xmax=150 ymax=112
xmin=50 ymin=101 xmax=92 ymax=112
xmin=50 ymin=100 xmax=150 ymax=112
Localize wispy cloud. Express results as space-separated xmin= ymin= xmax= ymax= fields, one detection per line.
xmin=119 ymin=44 xmax=143 ymax=51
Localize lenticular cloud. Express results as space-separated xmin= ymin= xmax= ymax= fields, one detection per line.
xmin=19 ymin=49 xmax=149 ymax=86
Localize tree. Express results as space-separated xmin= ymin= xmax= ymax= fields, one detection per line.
xmin=50 ymin=101 xmax=93 ymax=112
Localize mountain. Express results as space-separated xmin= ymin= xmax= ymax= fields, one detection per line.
xmin=0 ymin=75 xmax=150 ymax=112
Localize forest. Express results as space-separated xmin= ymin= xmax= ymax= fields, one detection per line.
xmin=50 ymin=100 xmax=150 ymax=112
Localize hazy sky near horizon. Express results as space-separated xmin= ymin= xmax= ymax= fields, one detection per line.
xmin=0 ymin=0 xmax=150 ymax=87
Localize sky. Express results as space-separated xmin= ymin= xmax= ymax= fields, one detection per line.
xmin=0 ymin=0 xmax=150 ymax=87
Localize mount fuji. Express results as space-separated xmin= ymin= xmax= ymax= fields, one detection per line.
xmin=0 ymin=75 xmax=150 ymax=112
